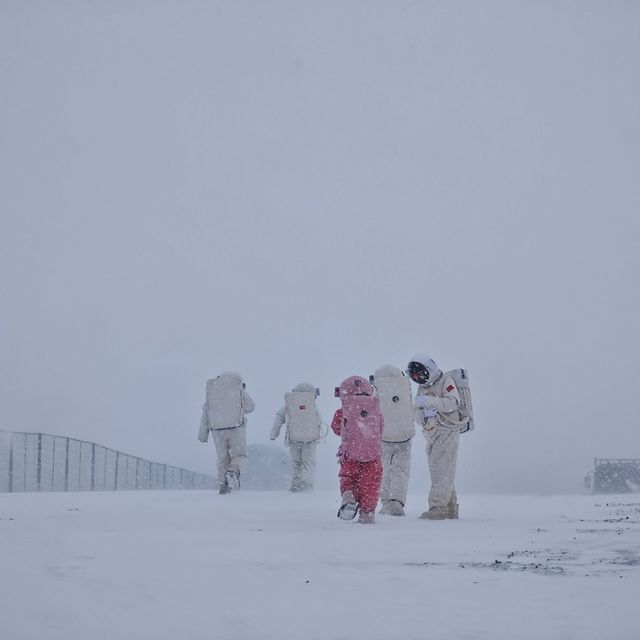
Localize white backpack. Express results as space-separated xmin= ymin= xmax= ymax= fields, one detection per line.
xmin=370 ymin=372 xmax=415 ymax=442
xmin=205 ymin=375 xmax=244 ymax=430
xmin=445 ymin=368 xmax=474 ymax=433
xmin=284 ymin=390 xmax=321 ymax=443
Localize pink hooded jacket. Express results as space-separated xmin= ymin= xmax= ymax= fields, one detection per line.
xmin=331 ymin=376 xmax=384 ymax=463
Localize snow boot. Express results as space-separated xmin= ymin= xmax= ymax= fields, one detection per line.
xmin=379 ymin=500 xmax=391 ymax=515
xmin=419 ymin=506 xmax=448 ymax=520
xmin=358 ymin=510 xmax=375 ymax=524
xmin=290 ymin=479 xmax=312 ymax=492
xmin=219 ymin=481 xmax=230 ymax=495
xmin=224 ymin=470 xmax=240 ymax=492
xmin=447 ymin=503 xmax=459 ymax=519
xmin=337 ymin=490 xmax=358 ymax=521
xmin=387 ymin=499 xmax=405 ymax=516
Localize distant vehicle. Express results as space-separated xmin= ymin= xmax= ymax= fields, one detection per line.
xmin=584 ymin=458 xmax=640 ymax=493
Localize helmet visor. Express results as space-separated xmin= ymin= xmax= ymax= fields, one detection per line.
xmin=407 ymin=361 xmax=429 ymax=384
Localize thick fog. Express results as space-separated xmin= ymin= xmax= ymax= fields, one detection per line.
xmin=1 ymin=1 xmax=639 ymax=494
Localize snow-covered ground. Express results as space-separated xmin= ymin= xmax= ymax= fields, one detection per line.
xmin=1 ymin=490 xmax=639 ymax=640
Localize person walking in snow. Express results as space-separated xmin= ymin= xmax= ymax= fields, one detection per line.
xmin=371 ymin=365 xmax=415 ymax=516
xmin=331 ymin=376 xmax=384 ymax=524
xmin=407 ymin=355 xmax=462 ymax=519
xmin=270 ymin=382 xmax=323 ymax=492
xmin=198 ymin=371 xmax=255 ymax=494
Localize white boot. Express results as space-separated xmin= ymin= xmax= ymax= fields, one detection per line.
xmin=387 ymin=499 xmax=405 ymax=516
xmin=337 ymin=490 xmax=358 ymax=521
xmin=224 ymin=470 xmax=240 ymax=492
xmin=419 ymin=506 xmax=448 ymax=520
xmin=379 ymin=500 xmax=391 ymax=515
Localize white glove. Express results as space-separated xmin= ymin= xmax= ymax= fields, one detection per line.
xmin=198 ymin=420 xmax=210 ymax=443
xmin=414 ymin=395 xmax=433 ymax=409
xmin=423 ymin=406 xmax=438 ymax=419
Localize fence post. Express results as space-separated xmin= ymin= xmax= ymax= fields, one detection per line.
xmin=115 ymin=452 xmax=120 ymax=490
xmin=64 ymin=438 xmax=70 ymax=491
xmin=23 ymin=434 xmax=28 ymax=492
xmin=135 ymin=458 xmax=140 ymax=490
xmin=51 ymin=436 xmax=56 ymax=491
xmin=91 ymin=443 xmax=96 ymax=491
xmin=36 ymin=433 xmax=42 ymax=491
xmin=8 ymin=433 xmax=13 ymax=493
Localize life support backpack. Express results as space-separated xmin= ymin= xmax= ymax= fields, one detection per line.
xmin=370 ymin=370 xmax=415 ymax=443
xmin=339 ymin=394 xmax=383 ymax=462
xmin=205 ymin=374 xmax=244 ymax=430
xmin=284 ymin=390 xmax=322 ymax=443
xmin=445 ymin=368 xmax=474 ymax=433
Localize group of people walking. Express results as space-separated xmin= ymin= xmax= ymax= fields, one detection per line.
xmin=198 ymin=354 xmax=473 ymax=524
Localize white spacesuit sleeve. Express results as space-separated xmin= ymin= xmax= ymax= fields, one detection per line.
xmin=428 ymin=377 xmax=460 ymax=415
xmin=270 ymin=406 xmax=286 ymax=440
xmin=198 ymin=403 xmax=210 ymax=442
xmin=413 ymin=402 xmax=427 ymax=427
xmin=242 ymin=390 xmax=256 ymax=414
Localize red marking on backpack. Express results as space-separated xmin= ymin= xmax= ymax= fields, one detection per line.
xmin=299 ymin=405 xmax=306 ymax=410
xmin=446 ymin=385 xmax=454 ymax=392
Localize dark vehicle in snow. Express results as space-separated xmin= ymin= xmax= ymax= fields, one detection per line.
xmin=584 ymin=458 xmax=640 ymax=493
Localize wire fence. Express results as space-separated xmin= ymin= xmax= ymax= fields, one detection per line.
xmin=0 ymin=430 xmax=216 ymax=493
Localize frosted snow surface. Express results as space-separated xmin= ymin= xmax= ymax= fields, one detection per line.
xmin=1 ymin=491 xmax=639 ymax=639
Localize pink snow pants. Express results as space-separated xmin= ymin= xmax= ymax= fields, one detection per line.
xmin=339 ymin=457 xmax=383 ymax=514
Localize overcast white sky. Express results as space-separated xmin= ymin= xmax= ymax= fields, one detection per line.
xmin=1 ymin=1 xmax=639 ymax=494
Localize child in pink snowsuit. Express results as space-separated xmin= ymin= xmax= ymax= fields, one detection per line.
xmin=332 ymin=376 xmax=384 ymax=524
